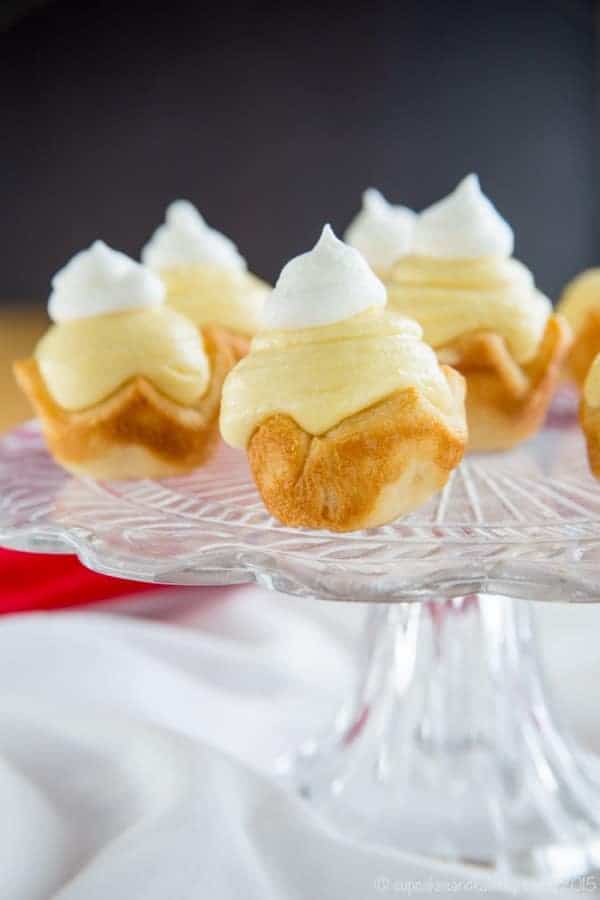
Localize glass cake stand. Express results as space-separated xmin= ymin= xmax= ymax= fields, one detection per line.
xmin=2 ymin=388 xmax=600 ymax=883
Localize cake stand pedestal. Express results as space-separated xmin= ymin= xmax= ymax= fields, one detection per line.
xmin=2 ymin=391 xmax=600 ymax=882
xmin=280 ymin=595 xmax=600 ymax=881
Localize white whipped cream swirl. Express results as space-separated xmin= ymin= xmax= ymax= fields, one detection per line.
xmin=412 ymin=174 xmax=514 ymax=258
xmin=263 ymin=224 xmax=386 ymax=330
xmin=344 ymin=188 xmax=415 ymax=270
xmin=48 ymin=241 xmax=165 ymax=323
xmin=142 ymin=200 xmax=247 ymax=272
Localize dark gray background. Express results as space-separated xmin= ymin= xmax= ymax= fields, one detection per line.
xmin=1 ymin=0 xmax=596 ymax=302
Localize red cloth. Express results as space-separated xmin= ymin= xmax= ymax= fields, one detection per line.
xmin=0 ymin=548 xmax=156 ymax=614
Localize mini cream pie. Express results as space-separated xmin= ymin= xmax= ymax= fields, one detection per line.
xmin=142 ymin=200 xmax=270 ymax=359
xmin=220 ymin=225 xmax=467 ymax=533
xmin=558 ymin=270 xmax=600 ymax=387
xmin=344 ymin=188 xmax=416 ymax=279
xmin=386 ymin=175 xmax=571 ymax=451
xmin=14 ymin=241 xmax=237 ymax=479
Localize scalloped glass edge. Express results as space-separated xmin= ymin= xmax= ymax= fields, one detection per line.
xmin=2 ymin=405 xmax=600 ymax=603
xmin=1 ymin=525 xmax=599 ymax=603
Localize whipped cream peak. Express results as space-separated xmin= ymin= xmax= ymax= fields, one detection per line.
xmin=412 ymin=173 xmax=514 ymax=259
xmin=344 ymin=188 xmax=416 ymax=271
xmin=263 ymin=224 xmax=386 ymax=330
xmin=167 ymin=199 xmax=203 ymax=229
xmin=48 ymin=240 xmax=165 ymax=323
xmin=363 ymin=187 xmax=390 ymax=214
xmin=142 ymin=199 xmax=247 ymax=273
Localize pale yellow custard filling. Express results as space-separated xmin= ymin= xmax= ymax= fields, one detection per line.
xmin=558 ymin=269 xmax=600 ymax=335
xmin=386 ymin=255 xmax=551 ymax=364
xmin=219 ymin=308 xmax=457 ymax=449
xmin=35 ymin=306 xmax=210 ymax=411
xmin=584 ymin=354 xmax=600 ymax=407
xmin=160 ymin=264 xmax=270 ymax=337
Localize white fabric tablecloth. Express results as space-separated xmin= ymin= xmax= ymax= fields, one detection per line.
xmin=0 ymin=585 xmax=598 ymax=899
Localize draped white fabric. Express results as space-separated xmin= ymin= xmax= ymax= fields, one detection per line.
xmin=0 ymin=585 xmax=597 ymax=899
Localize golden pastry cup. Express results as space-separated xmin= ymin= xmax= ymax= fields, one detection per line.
xmin=246 ymin=366 xmax=467 ymax=533
xmin=437 ymin=315 xmax=571 ymax=452
xmin=562 ymin=310 xmax=600 ymax=388
xmin=14 ymin=325 xmax=237 ymax=479
xmin=581 ymin=397 xmax=600 ymax=478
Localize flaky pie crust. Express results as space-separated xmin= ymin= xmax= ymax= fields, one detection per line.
xmin=437 ymin=315 xmax=571 ymax=451
xmin=14 ymin=325 xmax=237 ymax=479
xmin=246 ymin=366 xmax=467 ymax=532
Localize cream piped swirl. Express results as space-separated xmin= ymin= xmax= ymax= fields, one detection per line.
xmin=387 ymin=175 xmax=549 ymax=363
xmin=221 ymin=225 xmax=456 ymax=448
xmin=48 ymin=241 xmax=165 ymax=323
xmin=386 ymin=255 xmax=550 ymax=364
xmin=142 ymin=200 xmax=247 ymax=272
xmin=38 ymin=242 xmax=210 ymax=411
xmin=263 ymin=224 xmax=385 ymax=330
xmin=344 ymin=188 xmax=416 ymax=272
xmin=412 ymin=174 xmax=514 ymax=258
xmin=220 ymin=309 xmax=457 ymax=448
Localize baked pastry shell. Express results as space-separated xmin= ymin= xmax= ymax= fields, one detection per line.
xmin=246 ymin=366 xmax=467 ymax=533
xmin=562 ymin=310 xmax=600 ymax=388
xmin=581 ymin=397 xmax=600 ymax=478
xmin=14 ymin=325 xmax=236 ymax=479
xmin=438 ymin=315 xmax=571 ymax=452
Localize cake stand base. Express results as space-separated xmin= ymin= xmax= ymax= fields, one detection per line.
xmin=280 ymin=596 xmax=600 ymax=882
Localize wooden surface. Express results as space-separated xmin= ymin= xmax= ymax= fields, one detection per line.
xmin=0 ymin=307 xmax=48 ymax=432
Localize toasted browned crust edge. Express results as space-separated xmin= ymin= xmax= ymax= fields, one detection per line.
xmin=14 ymin=324 xmax=237 ymax=478
xmin=440 ymin=314 xmax=571 ymax=451
xmin=247 ymin=366 xmax=467 ymax=532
